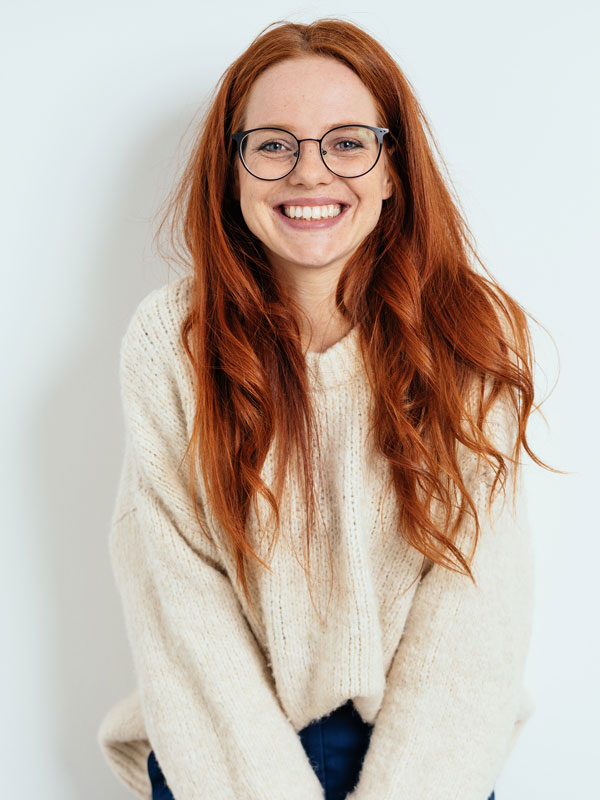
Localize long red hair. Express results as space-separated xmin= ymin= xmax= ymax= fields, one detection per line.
xmin=153 ymin=17 xmax=558 ymax=611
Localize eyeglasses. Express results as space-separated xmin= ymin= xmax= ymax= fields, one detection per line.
xmin=231 ymin=124 xmax=389 ymax=181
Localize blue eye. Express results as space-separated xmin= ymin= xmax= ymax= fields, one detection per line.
xmin=258 ymin=140 xmax=292 ymax=153
xmin=336 ymin=139 xmax=362 ymax=150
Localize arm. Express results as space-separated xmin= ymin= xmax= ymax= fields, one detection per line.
xmin=347 ymin=391 xmax=535 ymax=800
xmin=109 ymin=304 xmax=324 ymax=800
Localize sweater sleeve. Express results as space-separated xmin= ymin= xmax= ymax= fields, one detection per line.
xmin=346 ymin=391 xmax=535 ymax=800
xmin=109 ymin=306 xmax=325 ymax=800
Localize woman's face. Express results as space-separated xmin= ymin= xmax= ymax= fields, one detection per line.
xmin=233 ymin=55 xmax=393 ymax=281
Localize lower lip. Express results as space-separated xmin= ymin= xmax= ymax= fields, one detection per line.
xmin=273 ymin=205 xmax=350 ymax=229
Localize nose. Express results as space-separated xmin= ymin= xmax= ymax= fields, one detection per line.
xmin=290 ymin=139 xmax=333 ymax=184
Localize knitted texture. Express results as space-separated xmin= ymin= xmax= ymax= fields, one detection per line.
xmin=97 ymin=274 xmax=535 ymax=800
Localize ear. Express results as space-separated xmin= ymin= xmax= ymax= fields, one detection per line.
xmin=382 ymin=149 xmax=394 ymax=201
xmin=382 ymin=173 xmax=393 ymax=201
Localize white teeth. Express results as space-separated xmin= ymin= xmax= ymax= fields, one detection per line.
xmin=281 ymin=204 xmax=343 ymax=220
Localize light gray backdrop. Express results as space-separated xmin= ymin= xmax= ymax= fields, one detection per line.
xmin=2 ymin=1 xmax=597 ymax=797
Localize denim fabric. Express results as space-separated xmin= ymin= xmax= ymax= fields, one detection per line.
xmin=147 ymin=700 xmax=496 ymax=800
xmin=147 ymin=748 xmax=175 ymax=800
xmin=298 ymin=698 xmax=374 ymax=799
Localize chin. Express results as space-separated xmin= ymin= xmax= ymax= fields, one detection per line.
xmin=281 ymin=249 xmax=347 ymax=268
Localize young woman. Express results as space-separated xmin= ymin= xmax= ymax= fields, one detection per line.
xmin=98 ymin=17 xmax=554 ymax=800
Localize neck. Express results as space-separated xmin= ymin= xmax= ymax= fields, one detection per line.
xmin=266 ymin=251 xmax=351 ymax=353
xmin=302 ymin=314 xmax=354 ymax=354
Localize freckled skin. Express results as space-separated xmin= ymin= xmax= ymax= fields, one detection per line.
xmin=232 ymin=55 xmax=393 ymax=285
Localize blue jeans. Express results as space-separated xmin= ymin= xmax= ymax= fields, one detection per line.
xmin=147 ymin=699 xmax=496 ymax=799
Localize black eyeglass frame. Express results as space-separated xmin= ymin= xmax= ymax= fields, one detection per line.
xmin=231 ymin=124 xmax=390 ymax=181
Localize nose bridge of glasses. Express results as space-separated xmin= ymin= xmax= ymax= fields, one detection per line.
xmin=294 ymin=137 xmax=327 ymax=166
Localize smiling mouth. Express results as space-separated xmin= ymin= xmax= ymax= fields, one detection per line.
xmin=277 ymin=203 xmax=349 ymax=221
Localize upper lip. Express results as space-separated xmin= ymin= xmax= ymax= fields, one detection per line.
xmin=275 ymin=197 xmax=349 ymax=208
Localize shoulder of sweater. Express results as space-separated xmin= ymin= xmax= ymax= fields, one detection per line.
xmin=120 ymin=273 xmax=194 ymax=377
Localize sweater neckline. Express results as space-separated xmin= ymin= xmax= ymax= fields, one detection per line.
xmin=304 ymin=324 xmax=362 ymax=390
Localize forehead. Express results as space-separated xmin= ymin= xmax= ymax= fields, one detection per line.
xmin=242 ymin=55 xmax=379 ymax=132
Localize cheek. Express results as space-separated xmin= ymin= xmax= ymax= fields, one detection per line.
xmin=240 ymin=194 xmax=260 ymax=229
xmin=363 ymin=200 xmax=384 ymax=233
xmin=361 ymin=182 xmax=385 ymax=216
xmin=238 ymin=176 xmax=255 ymax=222
xmin=358 ymin=169 xmax=387 ymax=206
xmin=355 ymin=183 xmax=386 ymax=233
xmin=239 ymin=189 xmax=272 ymax=241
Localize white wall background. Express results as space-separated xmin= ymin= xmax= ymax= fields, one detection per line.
xmin=2 ymin=1 xmax=597 ymax=797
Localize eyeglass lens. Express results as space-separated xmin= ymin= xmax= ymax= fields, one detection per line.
xmin=239 ymin=126 xmax=380 ymax=179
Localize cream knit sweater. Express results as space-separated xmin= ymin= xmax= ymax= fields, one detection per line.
xmin=97 ymin=274 xmax=535 ymax=800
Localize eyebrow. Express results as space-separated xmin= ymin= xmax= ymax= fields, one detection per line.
xmin=250 ymin=121 xmax=368 ymax=131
